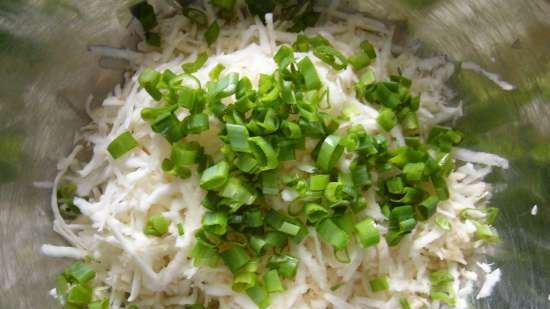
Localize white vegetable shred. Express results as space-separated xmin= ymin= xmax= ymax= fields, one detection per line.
xmin=45 ymin=4 xmax=504 ymax=309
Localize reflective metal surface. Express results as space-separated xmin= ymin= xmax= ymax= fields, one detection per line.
xmin=1 ymin=0 xmax=549 ymax=308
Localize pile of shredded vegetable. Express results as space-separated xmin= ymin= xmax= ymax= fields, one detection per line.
xmin=42 ymin=1 xmax=509 ymax=309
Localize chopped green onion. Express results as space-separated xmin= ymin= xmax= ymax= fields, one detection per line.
xmin=261 ymin=170 xmax=279 ymax=195
xmin=171 ymin=141 xmax=201 ymax=166
xmin=226 ymin=123 xmax=251 ymax=152
xmin=221 ymin=245 xmax=250 ymax=273
xmin=219 ymin=177 xmax=257 ymax=210
xmin=304 ymin=203 xmax=330 ymax=224
xmin=386 ymin=177 xmax=404 ymax=194
xmin=186 ymin=113 xmax=210 ymax=133
xmin=316 ymin=135 xmax=344 ymax=173
xmin=183 ymin=7 xmax=208 ymax=26
xmin=281 ymin=121 xmax=302 ymax=139
xmin=475 ymin=223 xmax=500 ymax=243
xmin=243 ymin=209 xmax=264 ymax=228
xmin=232 ymin=271 xmax=257 ymax=292
xmin=403 ymin=162 xmax=425 ymax=182
xmin=431 ymin=175 xmax=449 ymax=200
xmin=182 ymin=52 xmax=208 ymax=74
xmin=264 ymin=269 xmax=285 ymax=293
xmin=434 ymin=216 xmax=451 ymax=231
xmin=107 ymin=132 xmax=138 ymax=159
xmin=139 ymin=68 xmax=162 ymax=100
xmin=274 ymin=45 xmax=295 ymax=70
xmin=417 ymin=196 xmax=439 ymax=220
xmin=324 ymin=182 xmax=343 ymax=203
xmin=316 ymin=218 xmax=350 ymax=250
xmin=64 ymin=261 xmax=96 ymax=284
xmin=66 ymin=284 xmax=92 ymax=305
xmin=202 ymin=212 xmax=228 ymax=235
xmin=377 ymin=108 xmax=398 ymax=131
xmin=246 ymin=284 xmax=270 ymax=309
xmin=399 ymin=297 xmax=411 ymax=309
xmin=309 ymin=174 xmax=330 ymax=191
xmin=208 ymin=72 xmax=239 ymax=98
xmin=250 ymin=235 xmax=267 ymax=255
xmin=429 ymin=271 xmax=456 ymax=305
xmin=89 ymin=299 xmax=109 ymax=309
xmin=209 ymin=63 xmax=226 ymax=80
xmin=200 ymin=161 xmax=230 ymax=190
xmin=249 ymin=136 xmax=279 ymax=171
xmin=144 ymin=214 xmax=170 ymax=237
xmin=313 ymin=45 xmax=348 ymax=70
xmin=130 ymin=1 xmax=158 ymax=31
xmin=460 ymin=207 xmax=499 ymax=224
xmin=369 ymin=276 xmax=389 ymax=292
xmin=205 ymin=21 xmax=220 ymax=46
xmin=191 ymin=238 xmax=220 ymax=267
xmin=268 ymin=255 xmax=299 ymax=279
xmin=354 ymin=218 xmax=380 ymax=248
xmin=298 ymin=56 xmax=322 ymax=90
xmin=177 ymin=223 xmax=185 ymax=236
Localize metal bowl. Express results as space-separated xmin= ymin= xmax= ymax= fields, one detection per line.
xmin=1 ymin=1 xmax=549 ymax=308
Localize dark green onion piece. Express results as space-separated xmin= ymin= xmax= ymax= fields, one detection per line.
xmin=249 ymin=136 xmax=279 ymax=171
xmin=316 ymin=135 xmax=344 ymax=173
xmin=182 ymin=52 xmax=208 ymax=74
xmin=246 ymin=284 xmax=270 ymax=309
xmin=107 ymin=132 xmax=138 ymax=159
xmin=298 ymin=56 xmax=322 ymax=90
xmin=144 ymin=214 xmax=170 ymax=237
xmin=264 ymin=269 xmax=285 ymax=293
xmin=205 ymin=21 xmax=220 ymax=46
xmin=220 ymin=245 xmax=250 ymax=273
xmin=186 ymin=113 xmax=210 ymax=134
xmin=354 ymin=218 xmax=380 ymax=248
xmin=64 ymin=261 xmax=96 ymax=284
xmin=145 ymin=32 xmax=161 ymax=47
xmin=317 ymin=218 xmax=350 ymax=250
xmin=200 ymin=161 xmax=230 ymax=190
xmin=369 ymin=276 xmax=389 ymax=292
xmin=274 ymin=45 xmax=295 ymax=70
xmin=183 ymin=7 xmax=208 ymax=26
xmin=281 ymin=121 xmax=302 ymax=139
xmin=130 ymin=1 xmax=158 ymax=31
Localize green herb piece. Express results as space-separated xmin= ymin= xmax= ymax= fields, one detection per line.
xmin=298 ymin=56 xmax=322 ymax=90
xmin=317 ymin=218 xmax=350 ymax=250
xmin=354 ymin=218 xmax=380 ymax=248
xmin=205 ymin=21 xmax=220 ymax=46
xmin=144 ymin=214 xmax=170 ymax=237
xmin=369 ymin=276 xmax=389 ymax=292
xmin=182 ymin=52 xmax=208 ymax=74
xmin=264 ymin=269 xmax=285 ymax=293
xmin=108 ymin=132 xmax=138 ymax=159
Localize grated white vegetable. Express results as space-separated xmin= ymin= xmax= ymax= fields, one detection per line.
xmin=44 ymin=6 xmax=506 ymax=309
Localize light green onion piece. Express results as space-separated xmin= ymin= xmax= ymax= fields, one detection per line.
xmin=186 ymin=113 xmax=210 ymax=133
xmin=138 ymin=68 xmax=162 ymax=100
xmin=202 ymin=212 xmax=228 ymax=235
xmin=107 ymin=132 xmax=138 ymax=159
xmin=386 ymin=177 xmax=404 ymax=194
xmin=309 ymin=174 xmax=330 ymax=191
xmin=89 ymin=299 xmax=109 ymax=309
xmin=317 ymin=218 xmax=350 ymax=250
xmin=313 ymin=45 xmax=348 ymax=70
xmin=399 ymin=297 xmax=411 ymax=309
xmin=232 ymin=271 xmax=257 ymax=292
xmin=249 ymin=136 xmax=279 ymax=171
xmin=377 ymin=108 xmax=398 ymax=131
xmin=316 ymin=135 xmax=344 ymax=173
xmin=429 ymin=271 xmax=456 ymax=305
xmin=281 ymin=121 xmax=302 ymax=139
xmin=182 ymin=52 xmax=208 ymax=74
xmin=268 ymin=255 xmax=299 ymax=279
xmin=434 ymin=216 xmax=451 ymax=231
xmin=403 ymin=162 xmax=425 ymax=181
xmin=170 ymin=141 xmax=201 ymax=167
xmin=191 ymin=239 xmax=220 ymax=267
xmin=144 ymin=214 xmax=170 ymax=237
xmin=354 ymin=218 xmax=380 ymax=248
xmin=66 ymin=284 xmax=92 ymax=305
xmin=219 ymin=177 xmax=257 ymax=209
xmin=246 ymin=284 xmax=270 ymax=309
xmin=261 ymin=170 xmax=279 ymax=195
xmin=209 ymin=63 xmax=226 ymax=80
xmin=199 ymin=161 xmax=230 ymax=190
xmin=324 ymin=182 xmax=343 ymax=202
xmin=264 ymin=269 xmax=285 ymax=293
xmin=369 ymin=276 xmax=389 ymax=292
xmin=274 ymin=45 xmax=295 ymax=70
xmin=418 ymin=196 xmax=439 ymax=220
xmin=226 ymin=123 xmax=251 ymax=152
xmin=475 ymin=223 xmax=500 ymax=243
xmin=298 ymin=56 xmax=322 ymax=90
xmin=304 ymin=203 xmax=330 ymax=224
xmin=204 ymin=21 xmax=220 ymax=46
xmin=177 ymin=223 xmax=185 ymax=236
